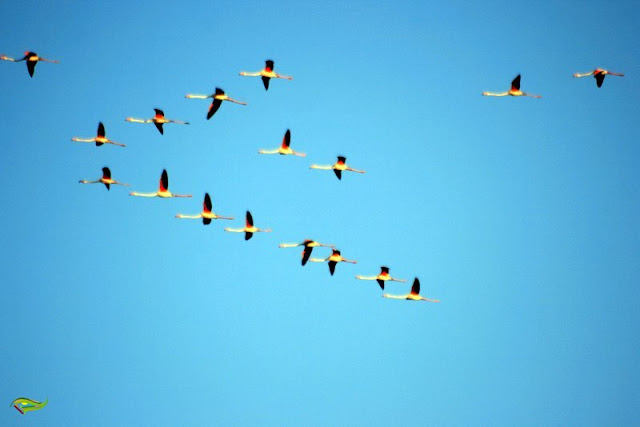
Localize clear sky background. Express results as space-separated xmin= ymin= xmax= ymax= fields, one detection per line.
xmin=1 ymin=1 xmax=639 ymax=425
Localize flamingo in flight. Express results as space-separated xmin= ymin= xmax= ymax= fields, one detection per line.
xmin=239 ymin=59 xmax=293 ymax=90
xmin=126 ymin=109 xmax=189 ymax=134
xmin=310 ymin=249 xmax=357 ymax=275
xmin=382 ymin=277 xmax=440 ymax=302
xmin=185 ymin=88 xmax=246 ymax=120
xmin=356 ymin=266 xmax=407 ymax=290
xmin=573 ymin=68 xmax=624 ymax=87
xmin=224 ymin=211 xmax=272 ymax=240
xmin=482 ymin=74 xmax=541 ymax=98
xmin=176 ymin=193 xmax=234 ymax=225
xmin=79 ymin=167 xmax=129 ymax=190
xmin=72 ymin=122 xmax=125 ymax=147
xmin=130 ymin=169 xmax=192 ymax=198
xmin=279 ymin=239 xmax=335 ymax=266
xmin=258 ymin=129 xmax=306 ymax=157
xmin=13 ymin=51 xmax=59 ymax=77
xmin=310 ymin=156 xmax=365 ymax=180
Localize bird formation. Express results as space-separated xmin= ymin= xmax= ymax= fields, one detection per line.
xmin=2 ymin=53 xmax=626 ymax=312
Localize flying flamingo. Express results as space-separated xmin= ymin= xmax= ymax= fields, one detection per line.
xmin=310 ymin=156 xmax=365 ymax=180
xmin=482 ymin=74 xmax=541 ymax=98
xmin=573 ymin=68 xmax=624 ymax=87
xmin=239 ymin=59 xmax=293 ymax=90
xmin=224 ymin=211 xmax=272 ymax=240
xmin=176 ymin=193 xmax=235 ymax=225
xmin=14 ymin=51 xmax=59 ymax=77
xmin=79 ymin=167 xmax=129 ymax=190
xmin=125 ymin=109 xmax=189 ymax=134
xmin=310 ymin=249 xmax=357 ymax=275
xmin=130 ymin=169 xmax=192 ymax=198
xmin=185 ymin=88 xmax=246 ymax=120
xmin=356 ymin=266 xmax=407 ymax=290
xmin=72 ymin=122 xmax=125 ymax=147
xmin=382 ymin=277 xmax=440 ymax=302
xmin=258 ymin=129 xmax=306 ymax=157
xmin=279 ymin=239 xmax=335 ymax=266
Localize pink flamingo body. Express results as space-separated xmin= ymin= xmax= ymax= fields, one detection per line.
xmin=130 ymin=169 xmax=192 ymax=198
xmin=185 ymin=88 xmax=246 ymax=120
xmin=383 ymin=277 xmax=440 ymax=302
xmin=482 ymin=74 xmax=541 ymax=98
xmin=176 ymin=193 xmax=234 ymax=225
xmin=239 ymin=60 xmax=293 ymax=90
xmin=79 ymin=167 xmax=129 ymax=190
xmin=72 ymin=122 xmax=125 ymax=147
xmin=279 ymin=239 xmax=335 ymax=265
xmin=356 ymin=266 xmax=407 ymax=290
xmin=259 ymin=129 xmax=306 ymax=157
xmin=573 ymin=68 xmax=624 ymax=87
xmin=224 ymin=211 xmax=272 ymax=240
xmin=126 ymin=109 xmax=189 ymax=134
xmin=310 ymin=249 xmax=357 ymax=275
xmin=14 ymin=51 xmax=59 ymax=77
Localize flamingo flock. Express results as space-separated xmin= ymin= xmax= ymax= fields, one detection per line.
xmin=2 ymin=46 xmax=627 ymax=322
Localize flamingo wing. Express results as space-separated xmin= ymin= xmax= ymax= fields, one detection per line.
xmin=262 ymin=76 xmax=270 ymax=90
xmin=102 ymin=167 xmax=112 ymax=180
xmin=97 ymin=122 xmax=106 ymax=138
xmin=329 ymin=260 xmax=337 ymax=275
xmin=411 ymin=277 xmax=421 ymax=295
xmin=595 ymin=73 xmax=605 ymax=88
xmin=511 ymin=74 xmax=521 ymax=91
xmin=207 ymin=99 xmax=222 ymax=119
xmin=377 ymin=279 xmax=385 ymax=290
xmin=246 ymin=211 xmax=254 ymax=227
xmin=334 ymin=169 xmax=342 ymax=180
xmin=203 ymin=193 xmax=212 ymax=213
xmin=301 ymin=246 xmax=313 ymax=266
xmin=282 ymin=129 xmax=291 ymax=148
xmin=203 ymin=217 xmax=212 ymax=225
xmin=265 ymin=60 xmax=274 ymax=71
xmin=160 ymin=169 xmax=169 ymax=192
xmin=245 ymin=231 xmax=253 ymax=241
xmin=154 ymin=122 xmax=164 ymax=135
xmin=26 ymin=60 xmax=36 ymax=77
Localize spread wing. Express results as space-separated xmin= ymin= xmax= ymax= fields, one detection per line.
xmin=207 ymin=99 xmax=222 ymax=119
xmin=411 ymin=277 xmax=420 ymax=295
xmin=26 ymin=60 xmax=36 ymax=77
xmin=203 ymin=193 xmax=212 ymax=213
xmin=511 ymin=74 xmax=521 ymax=91
xmin=301 ymin=246 xmax=313 ymax=266
xmin=282 ymin=129 xmax=291 ymax=148
xmin=160 ymin=169 xmax=169 ymax=192
xmin=329 ymin=261 xmax=337 ymax=275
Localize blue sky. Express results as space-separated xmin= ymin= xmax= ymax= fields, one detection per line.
xmin=1 ymin=1 xmax=639 ymax=425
